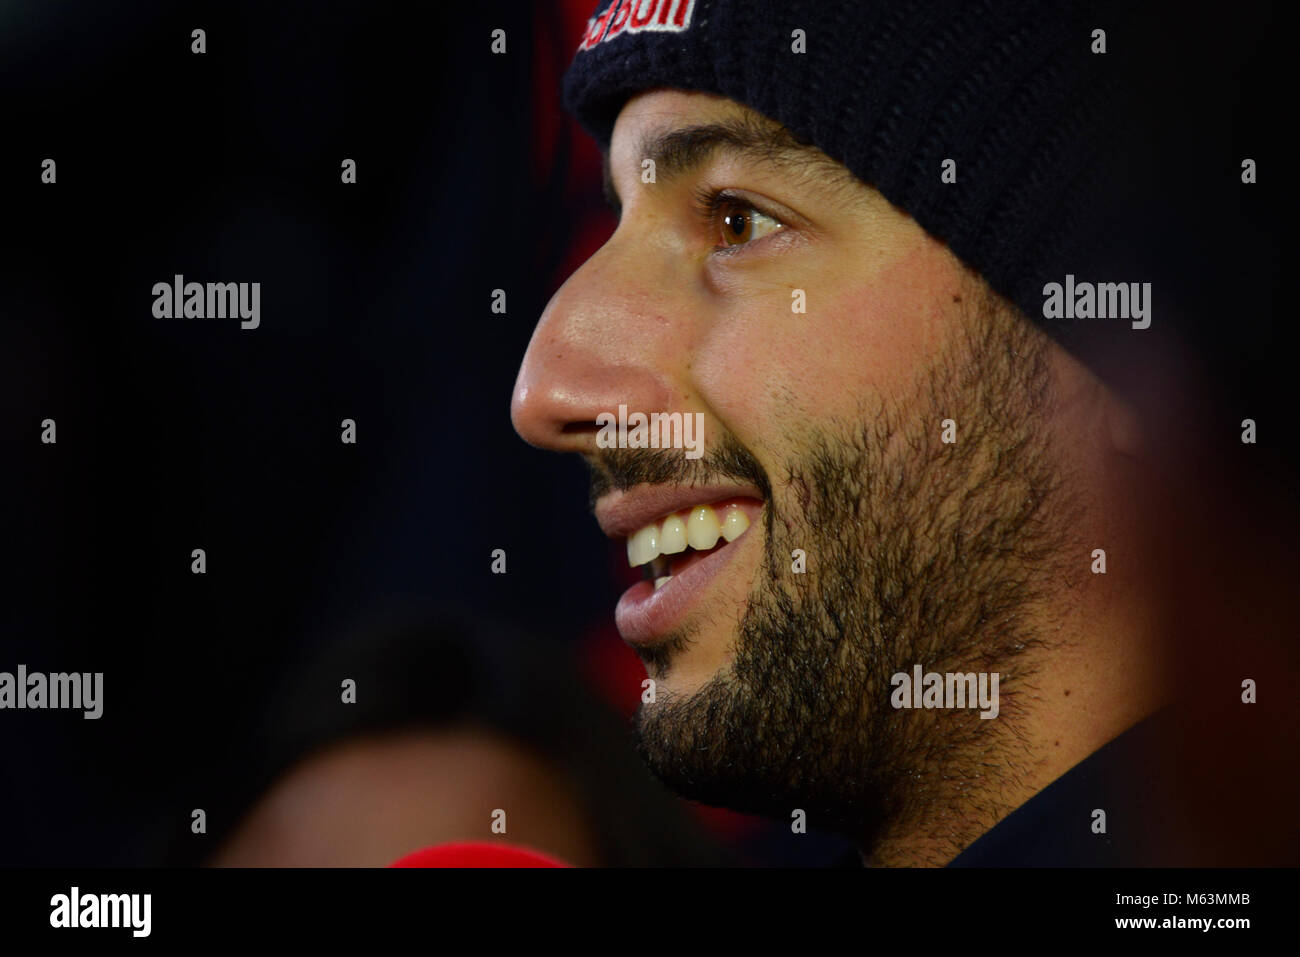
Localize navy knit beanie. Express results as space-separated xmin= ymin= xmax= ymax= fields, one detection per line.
xmin=562 ymin=0 xmax=1152 ymax=352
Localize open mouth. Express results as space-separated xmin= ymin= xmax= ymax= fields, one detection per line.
xmin=626 ymin=498 xmax=756 ymax=590
xmin=598 ymin=485 xmax=765 ymax=647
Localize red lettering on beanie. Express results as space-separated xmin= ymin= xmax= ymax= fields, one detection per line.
xmin=630 ymin=0 xmax=659 ymax=29
xmin=579 ymin=4 xmax=615 ymax=51
xmin=605 ymin=0 xmax=633 ymax=41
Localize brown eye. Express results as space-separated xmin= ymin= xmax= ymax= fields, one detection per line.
xmin=722 ymin=205 xmax=752 ymax=244
xmin=719 ymin=201 xmax=781 ymax=247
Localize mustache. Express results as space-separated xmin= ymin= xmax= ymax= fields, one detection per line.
xmin=586 ymin=431 xmax=772 ymax=509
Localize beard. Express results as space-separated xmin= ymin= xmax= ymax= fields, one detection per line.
xmin=587 ymin=290 xmax=1077 ymax=859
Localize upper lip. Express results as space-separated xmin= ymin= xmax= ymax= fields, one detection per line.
xmin=594 ymin=483 xmax=765 ymax=540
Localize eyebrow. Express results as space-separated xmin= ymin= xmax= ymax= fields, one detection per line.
xmin=600 ymin=114 xmax=849 ymax=215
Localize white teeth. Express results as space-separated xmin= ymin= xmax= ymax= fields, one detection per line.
xmin=721 ymin=506 xmax=750 ymax=542
xmin=653 ymin=576 xmax=672 ymax=591
xmin=686 ymin=505 xmax=722 ymax=551
xmin=625 ymin=503 xmax=752 ymax=568
xmin=658 ymin=514 xmax=688 ymax=554
xmin=627 ymin=524 xmax=660 ymax=567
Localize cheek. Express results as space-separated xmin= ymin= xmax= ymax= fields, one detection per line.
xmin=693 ymin=238 xmax=965 ymax=440
xmin=811 ymin=240 xmax=965 ymax=416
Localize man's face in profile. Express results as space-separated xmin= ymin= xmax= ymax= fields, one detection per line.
xmin=513 ymin=90 xmax=1082 ymax=855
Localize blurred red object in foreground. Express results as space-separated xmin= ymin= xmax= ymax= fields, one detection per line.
xmin=389 ymin=842 xmax=570 ymax=868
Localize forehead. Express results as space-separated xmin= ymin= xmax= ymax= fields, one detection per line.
xmin=605 ymin=89 xmax=860 ymax=201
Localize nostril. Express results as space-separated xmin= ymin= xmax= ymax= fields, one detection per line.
xmin=562 ymin=421 xmax=604 ymax=434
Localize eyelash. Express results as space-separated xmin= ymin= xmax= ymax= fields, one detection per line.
xmin=689 ymin=185 xmax=785 ymax=254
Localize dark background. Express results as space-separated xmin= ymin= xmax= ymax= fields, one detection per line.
xmin=0 ymin=0 xmax=1293 ymax=866
xmin=0 ymin=0 xmax=843 ymax=866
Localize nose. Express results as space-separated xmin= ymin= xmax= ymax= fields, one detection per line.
xmin=511 ymin=233 xmax=681 ymax=455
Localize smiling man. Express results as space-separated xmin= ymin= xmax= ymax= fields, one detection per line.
xmin=512 ymin=1 xmax=1198 ymax=867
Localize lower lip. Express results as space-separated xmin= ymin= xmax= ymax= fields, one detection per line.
xmin=614 ymin=530 xmax=752 ymax=647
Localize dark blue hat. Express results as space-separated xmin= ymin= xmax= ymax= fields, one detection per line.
xmin=563 ymin=0 xmax=1146 ymax=349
